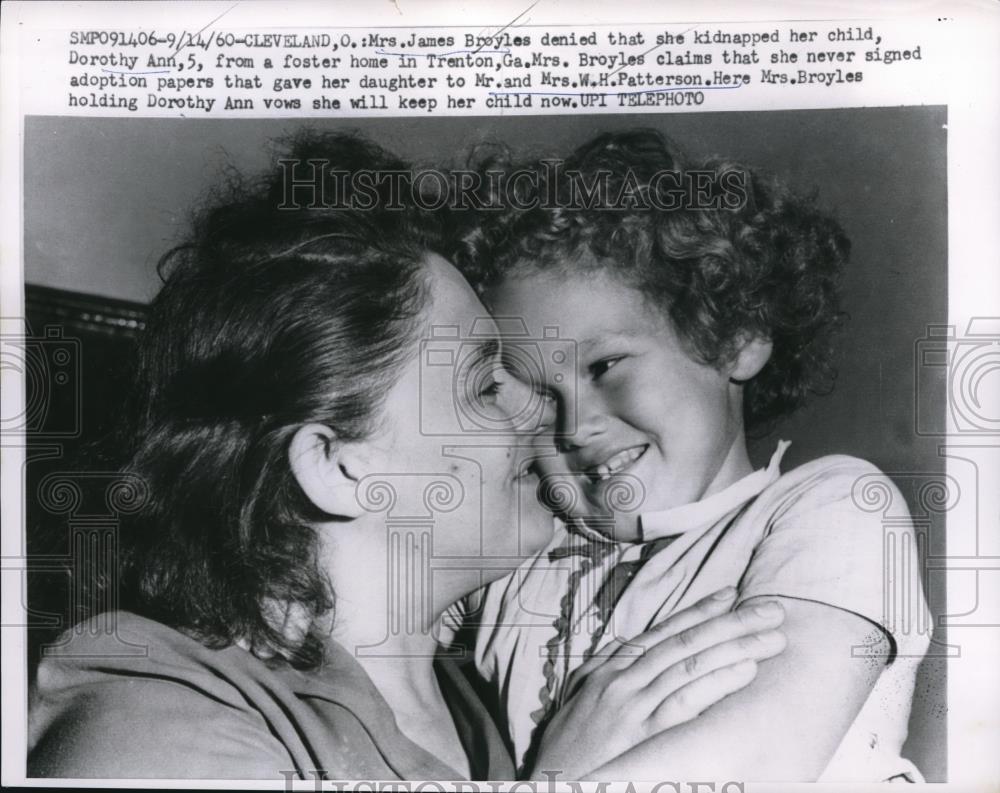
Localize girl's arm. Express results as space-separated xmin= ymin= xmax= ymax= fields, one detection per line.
xmin=579 ymin=595 xmax=888 ymax=782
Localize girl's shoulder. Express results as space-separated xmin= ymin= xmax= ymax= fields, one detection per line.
xmin=738 ymin=454 xmax=931 ymax=662
xmin=756 ymin=453 xmax=907 ymax=523
xmin=777 ymin=452 xmax=884 ymax=484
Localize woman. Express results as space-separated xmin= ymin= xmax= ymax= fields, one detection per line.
xmin=28 ymin=131 xmax=788 ymax=780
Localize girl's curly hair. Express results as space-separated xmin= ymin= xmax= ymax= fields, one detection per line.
xmin=451 ymin=129 xmax=850 ymax=432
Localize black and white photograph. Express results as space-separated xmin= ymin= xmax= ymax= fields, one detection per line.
xmin=1 ymin=2 xmax=998 ymax=790
xmin=16 ymin=107 xmax=946 ymax=782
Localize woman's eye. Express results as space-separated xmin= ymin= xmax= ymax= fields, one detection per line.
xmin=474 ymin=365 xmax=507 ymax=404
xmin=536 ymin=390 xmax=557 ymax=429
xmin=478 ymin=378 xmax=503 ymax=401
xmin=589 ymin=356 xmax=624 ymax=379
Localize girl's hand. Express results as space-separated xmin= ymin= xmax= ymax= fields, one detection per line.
xmin=528 ymin=587 xmax=787 ymax=780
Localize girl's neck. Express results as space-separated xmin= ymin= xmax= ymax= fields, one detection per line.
xmin=702 ymin=432 xmax=755 ymax=500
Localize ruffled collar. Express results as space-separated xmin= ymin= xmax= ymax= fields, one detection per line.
xmin=637 ymin=440 xmax=791 ymax=541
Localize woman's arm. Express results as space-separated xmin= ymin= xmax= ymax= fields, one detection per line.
xmin=582 ymin=595 xmax=889 ymax=781
xmin=526 ymin=589 xmax=789 ymax=780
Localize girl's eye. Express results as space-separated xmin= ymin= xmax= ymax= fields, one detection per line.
xmin=589 ymin=356 xmax=625 ymax=380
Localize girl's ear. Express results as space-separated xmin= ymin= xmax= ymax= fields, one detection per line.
xmin=729 ymin=336 xmax=773 ymax=382
xmin=288 ymin=423 xmax=367 ymax=518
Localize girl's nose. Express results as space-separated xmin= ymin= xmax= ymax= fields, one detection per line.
xmin=555 ymin=396 xmax=604 ymax=452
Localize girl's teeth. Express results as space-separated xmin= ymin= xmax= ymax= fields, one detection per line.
xmin=593 ymin=446 xmax=646 ymax=480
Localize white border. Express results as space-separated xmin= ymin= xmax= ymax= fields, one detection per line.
xmin=2 ymin=1 xmax=999 ymax=789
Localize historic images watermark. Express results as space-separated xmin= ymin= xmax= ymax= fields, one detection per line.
xmin=276 ymin=159 xmax=750 ymax=213
xmin=280 ymin=770 xmax=748 ymax=793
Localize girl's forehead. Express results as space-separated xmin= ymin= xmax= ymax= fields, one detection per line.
xmin=487 ymin=266 xmax=667 ymax=337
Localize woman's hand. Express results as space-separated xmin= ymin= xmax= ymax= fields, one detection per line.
xmin=527 ymin=587 xmax=786 ymax=781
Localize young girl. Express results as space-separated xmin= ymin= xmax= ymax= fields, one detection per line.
xmin=449 ymin=129 xmax=930 ymax=782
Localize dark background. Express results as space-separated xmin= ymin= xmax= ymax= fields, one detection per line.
xmin=23 ymin=108 xmax=947 ymax=779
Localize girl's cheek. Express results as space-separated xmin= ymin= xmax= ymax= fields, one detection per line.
xmin=615 ymin=377 xmax=665 ymax=422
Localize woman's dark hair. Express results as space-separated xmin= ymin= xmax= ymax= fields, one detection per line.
xmin=453 ymin=129 xmax=850 ymax=431
xmin=112 ymin=131 xmax=436 ymax=668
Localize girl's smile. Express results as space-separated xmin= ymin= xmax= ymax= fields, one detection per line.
xmin=584 ymin=443 xmax=649 ymax=482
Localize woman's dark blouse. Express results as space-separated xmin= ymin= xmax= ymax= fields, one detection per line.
xmin=28 ymin=612 xmax=515 ymax=780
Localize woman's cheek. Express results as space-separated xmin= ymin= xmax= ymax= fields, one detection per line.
xmin=517 ymin=481 xmax=558 ymax=556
